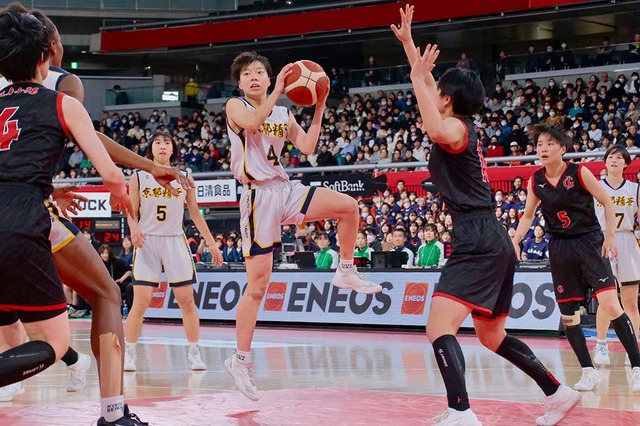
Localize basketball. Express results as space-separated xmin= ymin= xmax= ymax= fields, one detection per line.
xmin=284 ymin=60 xmax=329 ymax=106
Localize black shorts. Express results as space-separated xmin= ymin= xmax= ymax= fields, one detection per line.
xmin=0 ymin=184 xmax=66 ymax=326
xmin=548 ymin=230 xmax=616 ymax=312
xmin=434 ymin=210 xmax=516 ymax=319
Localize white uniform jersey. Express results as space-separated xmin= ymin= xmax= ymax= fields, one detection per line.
xmin=136 ymin=169 xmax=188 ymax=236
xmin=227 ymin=97 xmax=290 ymax=185
xmin=0 ymin=66 xmax=70 ymax=91
xmin=595 ymin=179 xmax=639 ymax=232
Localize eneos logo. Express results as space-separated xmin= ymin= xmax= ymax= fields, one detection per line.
xmin=401 ymin=283 xmax=429 ymax=315
xmin=264 ymin=281 xmax=287 ymax=311
xmin=149 ymin=281 xmax=168 ymax=308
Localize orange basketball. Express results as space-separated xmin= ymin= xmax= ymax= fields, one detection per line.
xmin=284 ymin=60 xmax=329 ymax=106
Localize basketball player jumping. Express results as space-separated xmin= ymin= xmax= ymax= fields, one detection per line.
xmin=393 ymin=5 xmax=581 ymax=425
xmin=592 ymin=146 xmax=640 ymax=367
xmin=224 ymin=51 xmax=381 ymax=401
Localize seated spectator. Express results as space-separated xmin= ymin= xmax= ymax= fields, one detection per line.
xmin=521 ymin=225 xmax=549 ymax=260
xmin=594 ymin=37 xmax=614 ymax=66
xmin=525 ymin=44 xmax=539 ymax=72
xmin=456 ymin=52 xmax=471 ymax=69
xmin=354 ymin=230 xmax=374 ymax=261
xmin=222 ymin=237 xmax=243 ymax=262
xmin=540 ymin=43 xmax=558 ymax=71
xmin=416 ymin=224 xmax=444 ymax=267
xmin=558 ymin=41 xmax=575 ymax=69
xmin=314 ymin=232 xmax=339 ymax=269
xmin=628 ymin=33 xmax=640 ymax=63
xmin=386 ymin=228 xmax=414 ymax=266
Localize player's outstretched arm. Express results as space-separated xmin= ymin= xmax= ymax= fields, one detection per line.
xmin=51 ymin=186 xmax=89 ymax=217
xmin=287 ymin=81 xmax=329 ymax=155
xmin=185 ymin=187 xmax=223 ymax=266
xmin=62 ymin=95 xmax=133 ymax=216
xmin=581 ymin=165 xmax=618 ymax=259
xmin=513 ymin=179 xmax=541 ymax=259
xmin=391 ymin=5 xmax=420 ymax=66
xmin=227 ymin=64 xmax=293 ymax=134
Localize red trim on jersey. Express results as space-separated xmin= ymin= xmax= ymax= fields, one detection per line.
xmin=437 ymin=118 xmax=469 ymax=154
xmin=0 ymin=302 xmax=67 ymax=312
xmin=556 ymin=296 xmax=585 ymax=304
xmin=543 ymin=162 xmax=569 ymax=189
xmin=432 ymin=292 xmax=493 ymax=316
xmin=471 ymin=312 xmax=509 ymax=321
xmin=593 ymin=286 xmax=616 ymax=296
xmin=56 ymin=92 xmax=70 ymax=136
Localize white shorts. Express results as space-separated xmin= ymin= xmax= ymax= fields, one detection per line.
xmin=132 ymin=234 xmax=197 ymax=287
xmin=240 ymin=180 xmax=317 ymax=257
xmin=49 ymin=214 xmax=78 ymax=253
xmin=611 ymin=231 xmax=640 ymax=286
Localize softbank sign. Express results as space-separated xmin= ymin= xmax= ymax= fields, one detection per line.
xmin=68 ymin=192 xmax=112 ymax=218
xmin=144 ymin=271 xmax=561 ymax=331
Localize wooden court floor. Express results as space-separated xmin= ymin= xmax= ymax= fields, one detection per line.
xmin=1 ymin=320 xmax=639 ymax=425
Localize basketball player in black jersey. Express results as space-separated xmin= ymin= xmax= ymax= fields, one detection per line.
xmin=513 ymin=124 xmax=640 ymax=393
xmin=393 ymin=5 xmax=580 ymax=425
xmin=0 ymin=8 xmax=152 ymax=426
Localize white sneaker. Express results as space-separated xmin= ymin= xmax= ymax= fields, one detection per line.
xmin=625 ymin=354 xmax=631 ymax=367
xmin=630 ymin=367 xmax=640 ymax=392
xmin=0 ymin=382 xmax=24 ymax=402
xmin=224 ymin=354 xmax=259 ymax=401
xmin=188 ymin=347 xmax=207 ymax=371
xmin=124 ymin=345 xmax=137 ymax=372
xmin=573 ymin=367 xmax=599 ymax=391
xmin=431 ymin=408 xmax=482 ymax=426
xmin=66 ymin=353 xmax=91 ymax=392
xmin=593 ymin=344 xmax=610 ymax=366
xmin=332 ymin=266 xmax=382 ymax=294
xmin=536 ymin=385 xmax=581 ymax=425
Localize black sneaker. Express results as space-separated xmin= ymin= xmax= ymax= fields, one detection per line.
xmin=97 ymin=404 xmax=149 ymax=426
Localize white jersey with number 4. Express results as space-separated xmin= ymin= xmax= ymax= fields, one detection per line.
xmin=227 ymin=97 xmax=290 ymax=185
xmin=136 ymin=169 xmax=188 ymax=236
xmin=595 ymin=179 xmax=639 ymax=232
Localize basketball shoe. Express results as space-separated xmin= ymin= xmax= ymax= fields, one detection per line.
xmin=124 ymin=344 xmax=137 ymax=372
xmin=593 ymin=343 xmax=610 ymax=366
xmin=573 ymin=367 xmax=599 ymax=391
xmin=630 ymin=367 xmax=640 ymax=392
xmin=67 ymin=352 xmax=91 ymax=392
xmin=188 ymin=346 xmax=207 ymax=371
xmin=0 ymin=382 xmax=24 ymax=402
xmin=332 ymin=266 xmax=382 ymax=294
xmin=431 ymin=408 xmax=482 ymax=426
xmin=224 ymin=354 xmax=259 ymax=401
xmin=97 ymin=404 xmax=149 ymax=426
xmin=536 ymin=385 xmax=581 ymax=425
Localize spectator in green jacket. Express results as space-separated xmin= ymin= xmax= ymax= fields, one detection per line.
xmin=416 ymin=224 xmax=444 ymax=267
xmin=315 ymin=232 xmax=339 ymax=269
xmin=353 ymin=230 xmax=373 ymax=260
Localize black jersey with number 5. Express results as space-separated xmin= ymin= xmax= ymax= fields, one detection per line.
xmin=531 ymin=162 xmax=600 ymax=236
xmin=0 ymin=83 xmax=69 ymax=197
xmin=428 ymin=117 xmax=493 ymax=212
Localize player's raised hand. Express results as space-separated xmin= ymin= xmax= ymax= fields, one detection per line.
xmin=151 ymin=164 xmax=195 ymax=195
xmin=318 ymin=80 xmax=330 ymax=106
xmin=273 ymin=63 xmax=294 ymax=96
xmin=390 ymin=4 xmax=414 ymax=43
xmin=51 ymin=186 xmax=89 ymax=217
xmin=410 ymin=45 xmax=439 ymax=85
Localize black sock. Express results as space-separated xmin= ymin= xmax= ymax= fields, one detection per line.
xmin=564 ymin=324 xmax=594 ymax=368
xmin=496 ymin=334 xmax=561 ymax=396
xmin=611 ymin=313 xmax=640 ymax=367
xmin=0 ymin=341 xmax=56 ymax=387
xmin=432 ymin=334 xmax=469 ymax=411
xmin=60 ymin=347 xmax=79 ymax=366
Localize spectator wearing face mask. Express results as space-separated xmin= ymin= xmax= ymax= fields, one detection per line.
xmin=558 ymin=41 xmax=575 ymax=69
xmin=545 ymin=109 xmax=562 ymax=125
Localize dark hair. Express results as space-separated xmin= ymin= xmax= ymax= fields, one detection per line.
xmin=98 ymin=244 xmax=115 ymax=263
xmin=316 ymin=231 xmax=330 ymax=240
xmin=392 ymin=227 xmax=407 ymax=237
xmin=230 ymin=51 xmax=272 ymax=83
xmin=424 ymin=223 xmax=438 ymax=235
xmin=603 ymin=145 xmax=631 ymax=167
xmin=147 ymin=130 xmax=178 ymax=163
xmin=528 ymin=123 xmax=571 ymax=148
xmin=6 ymin=3 xmax=57 ymax=42
xmin=437 ymin=68 xmax=485 ymax=116
xmin=0 ymin=9 xmax=50 ymax=82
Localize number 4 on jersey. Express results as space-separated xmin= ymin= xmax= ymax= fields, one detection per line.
xmin=0 ymin=107 xmax=21 ymax=151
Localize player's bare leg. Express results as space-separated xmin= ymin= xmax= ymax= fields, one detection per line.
xmin=173 ymin=285 xmax=206 ymax=370
xmin=123 ymin=285 xmax=154 ymax=372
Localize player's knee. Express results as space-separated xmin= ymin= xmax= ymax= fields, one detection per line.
xmin=561 ymin=312 xmax=581 ymax=327
xmin=244 ymin=283 xmax=268 ymax=302
xmin=477 ymin=331 xmax=502 ymax=351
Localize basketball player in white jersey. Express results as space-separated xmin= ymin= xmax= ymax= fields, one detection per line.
xmin=223 ymin=51 xmax=381 ymax=401
xmin=124 ymin=130 xmax=223 ymax=372
xmin=593 ymin=145 xmax=640 ymax=366
xmin=0 ymin=4 xmax=186 ymax=423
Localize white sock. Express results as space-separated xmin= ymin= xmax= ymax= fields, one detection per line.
xmin=597 ymin=340 xmax=607 ymax=346
xmin=236 ymin=350 xmax=251 ymax=364
xmin=101 ymin=395 xmax=125 ymax=422
xmin=125 ymin=342 xmax=136 ymax=353
xmin=188 ymin=342 xmax=199 ymax=353
xmin=339 ymin=259 xmax=353 ymax=269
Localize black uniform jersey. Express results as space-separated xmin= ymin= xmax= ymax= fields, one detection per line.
xmin=0 ymin=83 xmax=69 ymax=197
xmin=531 ymin=162 xmax=600 ymax=237
xmin=428 ymin=117 xmax=493 ymax=212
